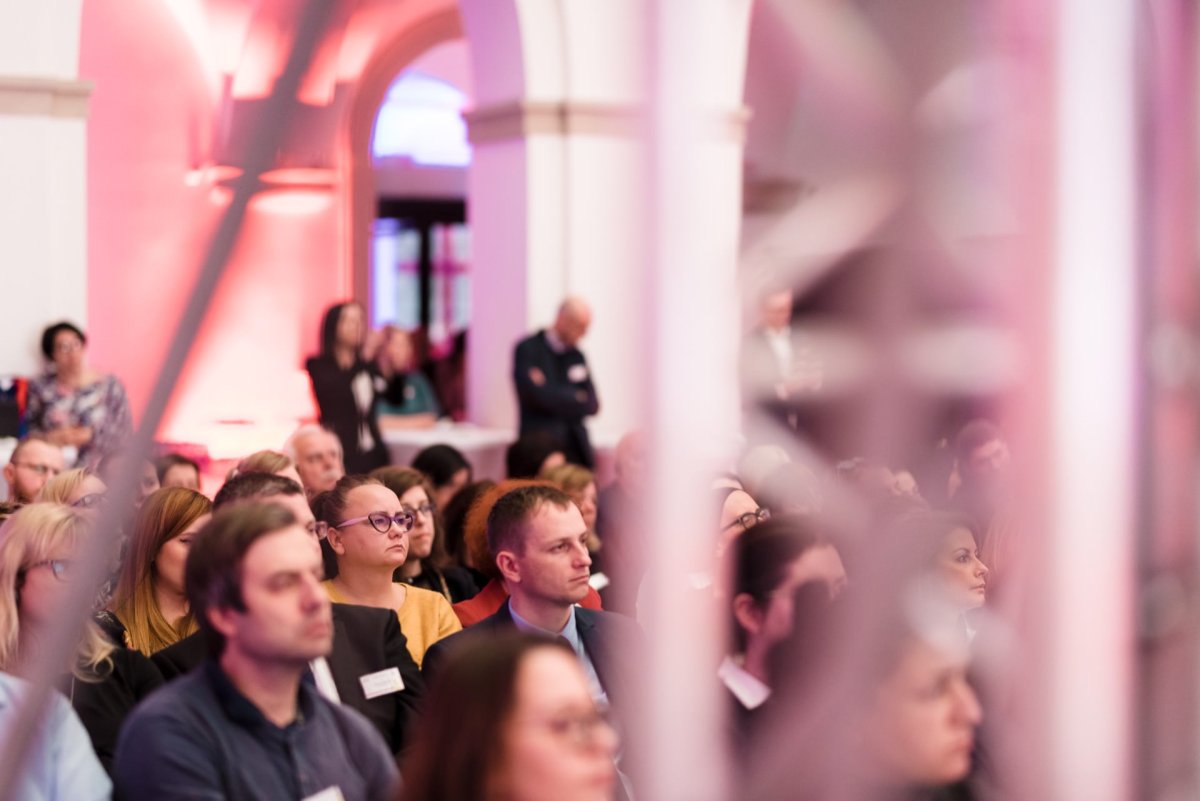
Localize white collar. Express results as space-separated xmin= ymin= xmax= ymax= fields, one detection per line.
xmin=718 ymin=654 xmax=771 ymax=710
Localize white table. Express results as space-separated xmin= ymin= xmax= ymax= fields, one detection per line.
xmin=383 ymin=424 xmax=515 ymax=481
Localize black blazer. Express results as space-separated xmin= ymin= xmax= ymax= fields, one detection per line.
xmin=152 ymin=603 xmax=425 ymax=754
xmin=512 ymin=330 xmax=599 ymax=467
xmin=423 ymin=601 xmax=642 ymax=711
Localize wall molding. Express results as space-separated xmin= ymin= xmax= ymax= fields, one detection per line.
xmin=465 ymin=100 xmax=750 ymax=144
xmin=0 ymin=77 xmax=92 ymax=118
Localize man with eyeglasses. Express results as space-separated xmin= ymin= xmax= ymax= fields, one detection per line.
xmin=150 ymin=472 xmax=426 ymax=755
xmin=3 ymin=437 xmax=65 ymax=504
xmin=115 ymin=503 xmax=399 ymax=800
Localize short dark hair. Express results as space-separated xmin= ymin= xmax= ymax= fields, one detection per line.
xmin=441 ymin=479 xmax=495 ymax=563
xmin=155 ymin=453 xmax=200 ymax=484
xmin=186 ymin=503 xmax=297 ymax=655
xmin=505 ymin=432 xmax=565 ymax=479
xmin=411 ymin=444 xmax=472 ymax=489
xmin=213 ymin=472 xmax=304 ymax=510
xmin=730 ymin=515 xmax=825 ymax=650
xmin=401 ymin=633 xmax=575 ymax=801
xmin=486 ymin=484 xmax=574 ymax=557
xmin=40 ymin=321 xmax=86 ymax=361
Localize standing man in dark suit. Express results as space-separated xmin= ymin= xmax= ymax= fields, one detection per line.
xmin=513 ymin=297 xmax=600 ymax=467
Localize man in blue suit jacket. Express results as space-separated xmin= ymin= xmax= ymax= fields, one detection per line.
xmin=512 ymin=297 xmax=600 ymax=467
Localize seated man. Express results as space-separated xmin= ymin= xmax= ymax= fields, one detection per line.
xmin=723 ymin=515 xmax=846 ymax=759
xmin=283 ymin=424 xmax=345 ymax=499
xmin=115 ymin=503 xmax=398 ymax=800
xmin=152 ymin=472 xmax=424 ymax=754
xmin=3 ymin=437 xmax=65 ymax=504
xmin=425 ymin=484 xmax=642 ymax=708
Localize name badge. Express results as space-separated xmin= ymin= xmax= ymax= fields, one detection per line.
xmin=302 ymin=788 xmax=345 ymax=801
xmin=567 ymin=364 xmax=589 ymax=382
xmin=360 ymin=667 xmax=405 ymax=700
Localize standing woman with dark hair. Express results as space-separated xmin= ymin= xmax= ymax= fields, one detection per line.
xmin=26 ymin=321 xmax=133 ymax=468
xmin=305 ymin=302 xmax=403 ymax=473
xmin=371 ymin=466 xmax=479 ymax=603
xmin=399 ymin=633 xmax=618 ymax=801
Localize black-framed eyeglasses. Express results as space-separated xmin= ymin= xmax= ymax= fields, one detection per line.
xmin=724 ymin=507 xmax=771 ymax=531
xmin=11 ymin=462 xmax=60 ymax=478
xmin=71 ymin=493 xmax=107 ymax=509
xmin=26 ymin=559 xmax=73 ymax=581
xmin=333 ymin=511 xmax=415 ymax=534
xmin=403 ymin=502 xmax=437 ymax=519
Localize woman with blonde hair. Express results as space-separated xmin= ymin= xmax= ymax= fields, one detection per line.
xmin=37 ymin=467 xmax=107 ymax=507
xmin=0 ymin=503 xmax=162 ymax=772
xmin=106 ymin=487 xmax=212 ymax=653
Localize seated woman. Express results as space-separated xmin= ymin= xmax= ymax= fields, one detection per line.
xmin=411 ymin=444 xmax=472 ymax=511
xmin=371 ymin=466 xmax=479 ymax=603
xmin=399 ymin=632 xmax=618 ymax=801
xmin=305 ymin=302 xmax=404 ymax=474
xmin=0 ymin=503 xmax=163 ymax=773
xmin=106 ymin=487 xmax=212 ymax=653
xmin=541 ymin=463 xmax=602 ymax=564
xmin=25 ymin=321 xmax=133 ymax=468
xmin=38 ymin=467 xmax=107 ymax=507
xmin=377 ymin=326 xmax=442 ymax=429
xmin=313 ymin=475 xmax=461 ymax=667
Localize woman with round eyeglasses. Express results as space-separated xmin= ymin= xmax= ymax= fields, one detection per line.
xmin=313 ymin=475 xmax=461 ymax=666
xmin=399 ymin=632 xmax=618 ymax=801
xmin=371 ymin=466 xmax=480 ymax=603
xmin=25 ymin=321 xmax=133 ymax=468
xmin=0 ymin=503 xmax=162 ymax=773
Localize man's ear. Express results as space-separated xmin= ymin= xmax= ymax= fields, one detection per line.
xmin=207 ymin=605 xmax=239 ymax=640
xmin=495 ymin=550 xmax=521 ymax=585
xmin=326 ymin=527 xmax=346 ymax=556
xmin=1 ymin=463 xmax=15 ymax=494
xmin=732 ymin=593 xmax=765 ymax=636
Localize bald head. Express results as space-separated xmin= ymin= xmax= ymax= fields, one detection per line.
xmin=553 ymin=297 xmax=592 ymax=347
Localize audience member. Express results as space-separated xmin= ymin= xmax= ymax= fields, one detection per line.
xmin=114 ymin=503 xmax=399 ymax=799
xmin=949 ymin=419 xmax=1011 ymax=547
xmin=314 ymin=476 xmax=461 ymax=666
xmin=232 ymin=448 xmax=303 ymax=486
xmin=95 ymin=451 xmax=160 ymax=510
xmin=596 ymin=431 xmax=647 ymax=616
xmin=723 ymin=515 xmax=846 ymax=758
xmin=891 ymin=511 xmax=989 ymax=637
xmin=0 ymin=504 xmax=163 ymax=773
xmin=377 ymin=326 xmax=441 ymax=427
xmin=283 ymin=423 xmax=345 ymax=499
xmin=305 ymin=301 xmax=403 ymax=473
xmin=541 ymin=462 xmax=602 ymax=564
xmin=38 ymin=468 xmax=106 ymax=507
xmin=105 ymin=487 xmax=211 ymax=653
xmin=372 ymin=466 xmax=479 ymax=603
xmin=452 ymin=480 xmax=604 ymax=628
xmin=399 ymin=633 xmax=618 ymax=801
xmin=740 ymin=288 xmax=823 ymax=435
xmin=152 ymin=472 xmax=426 ymax=754
xmin=3 ymin=437 xmax=65 ymax=504
xmin=513 ymin=297 xmax=600 ymax=468
xmin=0 ymin=670 xmax=111 ymax=800
xmin=411 ymin=443 xmax=472 ymax=510
xmin=440 ymin=478 xmax=494 ymax=583
xmin=755 ymin=461 xmax=824 ymax=518
xmin=425 ymin=485 xmax=642 ymax=709
xmin=25 ymin=321 xmax=133 ymax=468
xmin=155 ymin=454 xmax=201 ymax=491
xmin=506 ymin=431 xmax=567 ymax=479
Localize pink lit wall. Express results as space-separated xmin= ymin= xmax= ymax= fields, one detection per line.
xmin=78 ymin=0 xmax=456 ymax=454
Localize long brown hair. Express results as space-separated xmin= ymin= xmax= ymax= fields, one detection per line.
xmin=110 ymin=486 xmax=211 ymax=653
xmin=371 ymin=466 xmax=450 ymax=571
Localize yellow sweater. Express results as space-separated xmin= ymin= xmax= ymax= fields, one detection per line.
xmin=322 ymin=580 xmax=461 ymax=668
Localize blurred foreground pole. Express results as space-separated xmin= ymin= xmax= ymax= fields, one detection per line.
xmin=1045 ymin=0 xmax=1137 ymax=798
xmin=639 ymin=2 xmax=752 ymax=801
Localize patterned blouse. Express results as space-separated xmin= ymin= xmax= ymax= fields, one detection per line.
xmin=26 ymin=372 xmax=133 ymax=467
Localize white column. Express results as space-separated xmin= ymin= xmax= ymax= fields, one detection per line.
xmin=0 ymin=0 xmax=88 ymax=376
xmin=1049 ymin=0 xmax=1136 ymax=799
